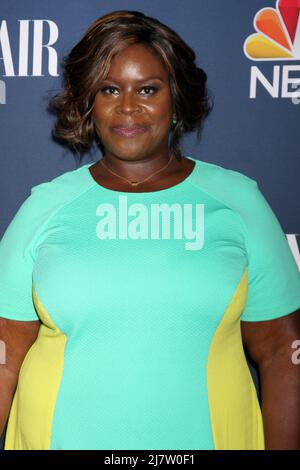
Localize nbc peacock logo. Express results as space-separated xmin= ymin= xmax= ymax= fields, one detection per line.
xmin=244 ymin=0 xmax=300 ymax=61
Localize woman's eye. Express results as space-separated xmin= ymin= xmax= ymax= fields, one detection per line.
xmin=101 ymin=86 xmax=118 ymax=95
xmin=100 ymin=86 xmax=158 ymax=96
xmin=140 ymin=86 xmax=158 ymax=95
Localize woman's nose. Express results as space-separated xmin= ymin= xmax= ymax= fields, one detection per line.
xmin=118 ymin=90 xmax=140 ymax=113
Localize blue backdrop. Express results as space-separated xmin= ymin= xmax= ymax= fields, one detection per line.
xmin=0 ymin=0 xmax=299 ymax=449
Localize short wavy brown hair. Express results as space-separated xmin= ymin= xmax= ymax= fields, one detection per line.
xmin=48 ymin=9 xmax=214 ymax=160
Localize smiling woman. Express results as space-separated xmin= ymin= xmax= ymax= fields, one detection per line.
xmin=47 ymin=9 xmax=213 ymax=171
xmin=1 ymin=9 xmax=300 ymax=451
xmin=90 ymin=42 xmax=179 ymax=180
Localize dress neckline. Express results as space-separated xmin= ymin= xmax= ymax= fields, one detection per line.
xmin=82 ymin=156 xmax=200 ymax=195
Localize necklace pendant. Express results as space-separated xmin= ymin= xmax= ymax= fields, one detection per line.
xmin=131 ymin=182 xmax=139 ymax=187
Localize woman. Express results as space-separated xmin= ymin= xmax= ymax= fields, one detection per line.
xmin=0 ymin=10 xmax=300 ymax=451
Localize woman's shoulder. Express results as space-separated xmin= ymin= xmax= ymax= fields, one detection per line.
xmin=190 ymin=156 xmax=281 ymax=230
xmin=190 ymin=156 xmax=257 ymax=187
xmin=4 ymin=163 xmax=94 ymax=237
xmin=189 ymin=156 xmax=260 ymax=202
xmin=30 ymin=162 xmax=93 ymax=200
xmin=22 ymin=162 xmax=93 ymax=213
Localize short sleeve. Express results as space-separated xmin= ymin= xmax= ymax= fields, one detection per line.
xmin=240 ymin=180 xmax=300 ymax=322
xmin=0 ymin=190 xmax=42 ymax=321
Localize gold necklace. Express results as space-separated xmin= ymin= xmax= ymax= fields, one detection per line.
xmin=99 ymin=154 xmax=174 ymax=188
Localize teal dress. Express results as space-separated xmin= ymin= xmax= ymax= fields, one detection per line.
xmin=0 ymin=156 xmax=299 ymax=450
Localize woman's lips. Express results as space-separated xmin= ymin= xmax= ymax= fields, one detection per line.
xmin=112 ymin=126 xmax=147 ymax=137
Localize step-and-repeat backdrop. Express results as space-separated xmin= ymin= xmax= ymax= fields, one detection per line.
xmin=0 ymin=0 xmax=299 ymax=448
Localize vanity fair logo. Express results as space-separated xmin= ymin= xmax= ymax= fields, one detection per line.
xmin=0 ymin=19 xmax=59 ymax=104
xmin=95 ymin=196 xmax=205 ymax=251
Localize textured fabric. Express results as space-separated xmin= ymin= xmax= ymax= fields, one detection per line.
xmin=0 ymin=155 xmax=299 ymax=450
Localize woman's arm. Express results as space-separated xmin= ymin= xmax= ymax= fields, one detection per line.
xmin=241 ymin=309 xmax=300 ymax=450
xmin=0 ymin=318 xmax=41 ymax=437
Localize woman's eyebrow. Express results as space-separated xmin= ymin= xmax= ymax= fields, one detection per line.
xmin=103 ymin=76 xmax=165 ymax=83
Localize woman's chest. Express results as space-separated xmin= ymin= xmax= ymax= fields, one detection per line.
xmin=33 ymin=195 xmax=248 ymax=332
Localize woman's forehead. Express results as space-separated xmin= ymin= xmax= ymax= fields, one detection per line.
xmin=106 ymin=46 xmax=169 ymax=80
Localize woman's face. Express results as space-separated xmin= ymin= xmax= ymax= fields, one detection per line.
xmin=92 ymin=43 xmax=174 ymax=162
